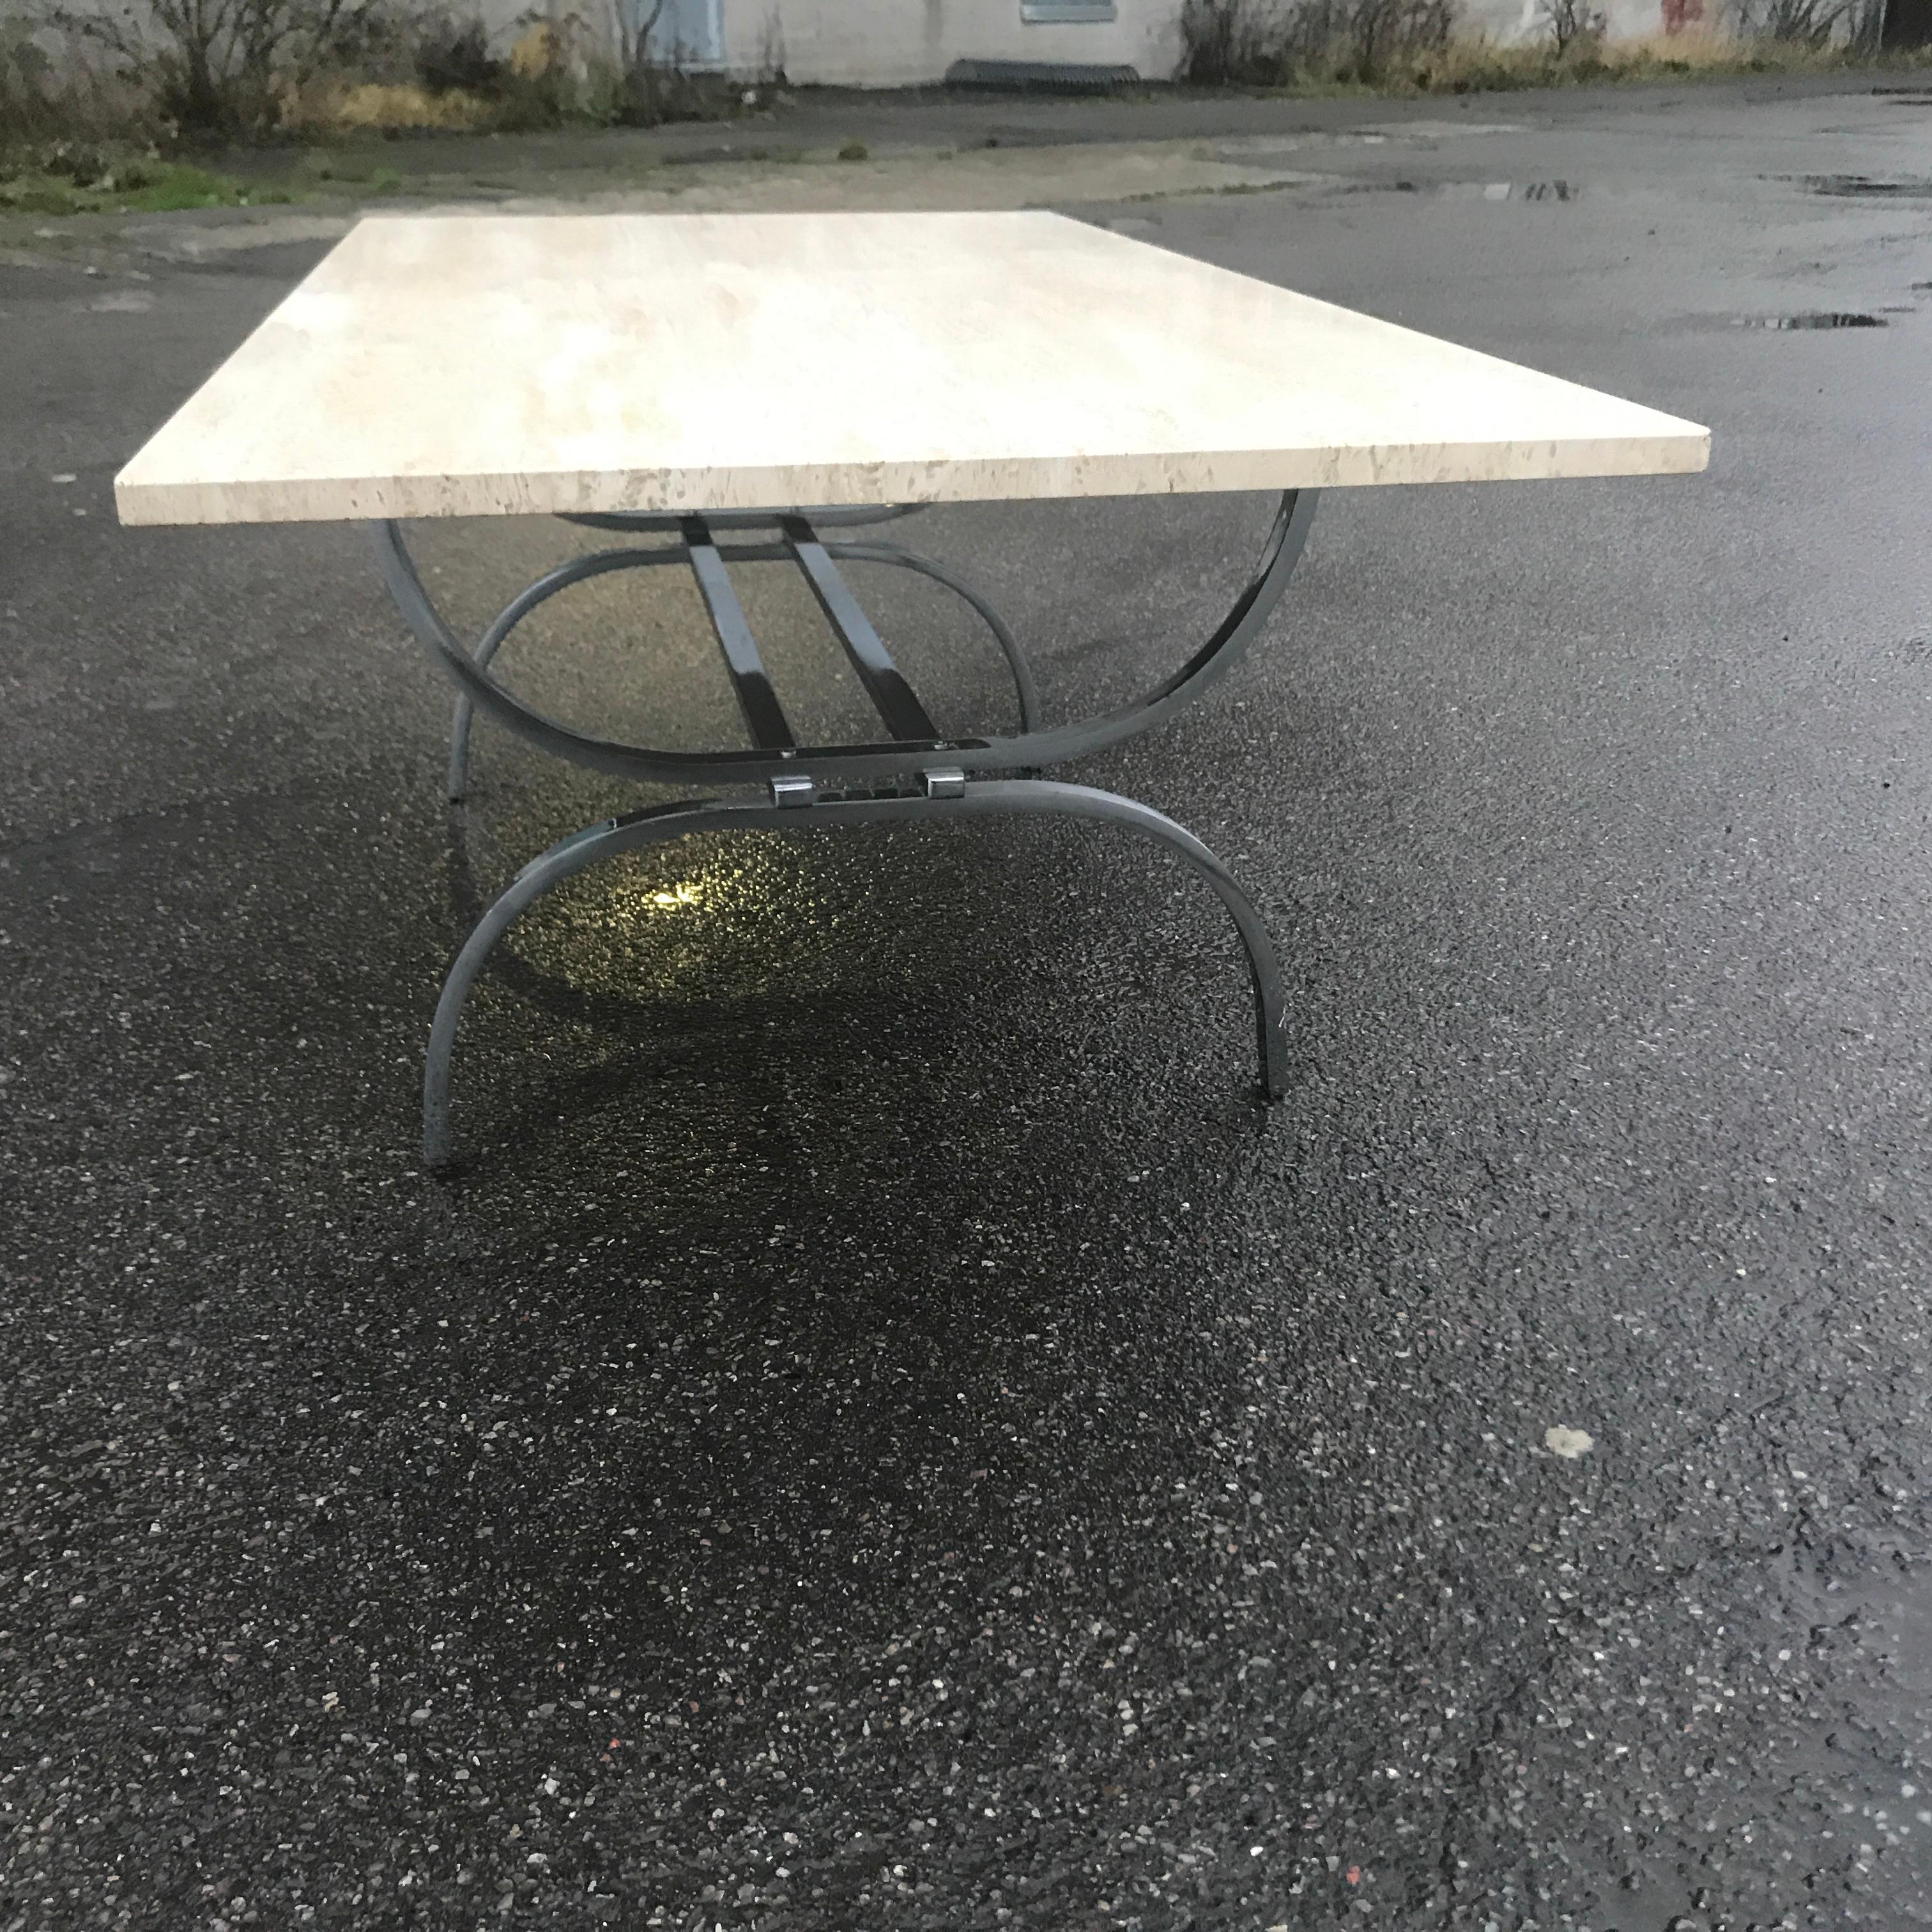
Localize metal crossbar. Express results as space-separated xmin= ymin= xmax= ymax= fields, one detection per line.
xmin=681 ymin=518 xmax=795 ymax=749
xmin=369 ymin=493 xmax=1319 ymax=1168
xmin=779 ymin=514 xmax=940 ymax=743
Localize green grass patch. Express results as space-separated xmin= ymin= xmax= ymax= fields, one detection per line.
xmin=0 ymin=153 xmax=283 ymax=216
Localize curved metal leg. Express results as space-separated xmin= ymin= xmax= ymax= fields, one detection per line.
xmin=424 ymin=778 xmax=1286 ymax=1171
xmin=374 ymin=491 xmax=1315 ymax=794
xmin=424 ymin=799 xmax=740 ymax=1169
xmin=445 ymin=543 xmax=684 ymax=802
xmin=972 ymin=779 xmax=1289 ymax=1104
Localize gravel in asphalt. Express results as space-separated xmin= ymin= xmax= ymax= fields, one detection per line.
xmin=3 ymin=78 xmax=1931 ymax=1932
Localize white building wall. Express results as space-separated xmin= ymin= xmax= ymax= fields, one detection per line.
xmin=728 ymin=0 xmax=1693 ymax=86
xmin=1457 ymin=0 xmax=1541 ymax=36
xmin=1457 ymin=0 xmax=1678 ymax=42
xmin=723 ymin=0 xmax=1184 ymax=85
xmin=42 ymin=0 xmax=1715 ymax=87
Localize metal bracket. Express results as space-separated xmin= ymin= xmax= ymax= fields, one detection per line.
xmin=770 ymin=774 xmax=816 ymax=808
xmin=923 ymin=766 xmax=967 ymax=799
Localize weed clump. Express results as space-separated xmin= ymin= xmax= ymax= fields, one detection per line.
xmin=1177 ymin=0 xmax=1915 ymax=91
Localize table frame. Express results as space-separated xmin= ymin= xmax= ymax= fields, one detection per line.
xmin=370 ymin=488 xmax=1319 ymax=1169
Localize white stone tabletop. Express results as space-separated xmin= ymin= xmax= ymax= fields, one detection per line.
xmin=114 ymin=209 xmax=1708 ymax=526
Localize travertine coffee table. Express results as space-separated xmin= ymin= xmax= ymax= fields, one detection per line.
xmin=116 ymin=210 xmax=1708 ymax=1169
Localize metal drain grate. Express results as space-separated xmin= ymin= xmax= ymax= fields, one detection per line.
xmin=944 ymin=57 xmax=1140 ymax=91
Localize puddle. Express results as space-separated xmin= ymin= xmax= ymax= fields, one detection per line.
xmin=1353 ymin=178 xmax=1576 ymax=201
xmin=1211 ymin=123 xmax=1526 ymax=160
xmin=1732 ymin=311 xmax=1887 ymax=330
xmin=1353 ymin=119 xmax=1529 ymax=137
xmin=1802 ymin=174 xmax=1932 ymax=199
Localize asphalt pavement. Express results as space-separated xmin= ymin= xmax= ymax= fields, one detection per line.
xmin=3 ymin=75 xmax=1932 ymax=1932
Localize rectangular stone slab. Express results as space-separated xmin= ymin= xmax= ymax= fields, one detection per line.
xmin=114 ymin=209 xmax=1709 ymax=526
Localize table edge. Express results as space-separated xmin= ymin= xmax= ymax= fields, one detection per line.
xmin=114 ymin=431 xmax=1712 ymax=526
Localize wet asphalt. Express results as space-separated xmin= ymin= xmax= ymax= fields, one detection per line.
xmin=4 ymin=77 xmax=1932 ymax=1932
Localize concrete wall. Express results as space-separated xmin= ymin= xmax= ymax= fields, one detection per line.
xmin=1459 ymin=0 xmax=1683 ymax=41
xmin=726 ymin=0 xmax=1182 ymax=86
xmin=34 ymin=0 xmax=1726 ymax=84
xmin=185 ymin=0 xmax=1713 ymax=84
xmin=709 ymin=0 xmax=1696 ymax=86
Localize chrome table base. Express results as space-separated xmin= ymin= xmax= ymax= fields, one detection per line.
xmin=370 ymin=492 xmax=1317 ymax=1169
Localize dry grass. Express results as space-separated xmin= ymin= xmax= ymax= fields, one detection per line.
xmin=4 ymin=3 xmax=770 ymax=149
xmin=281 ymin=77 xmax=492 ymax=130
xmin=1180 ymin=0 xmax=1928 ymax=91
xmin=1260 ymin=28 xmax=1932 ymax=91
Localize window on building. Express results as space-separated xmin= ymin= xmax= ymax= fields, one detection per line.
xmin=636 ymin=0 xmax=725 ymax=68
xmin=1021 ymin=0 xmax=1118 ymax=20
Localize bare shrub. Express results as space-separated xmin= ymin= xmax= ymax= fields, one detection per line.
xmin=1181 ymin=0 xmax=1455 ymax=87
xmin=1333 ymin=0 xmax=1455 ymax=79
xmin=1731 ymin=0 xmax=1887 ymax=42
xmin=1 ymin=11 xmax=57 ymax=138
xmin=1731 ymin=0 xmax=1846 ymax=40
xmin=45 ymin=0 xmax=392 ymax=132
xmin=606 ymin=0 xmax=737 ymax=125
xmin=1537 ymin=0 xmax=1606 ymax=52
xmin=2 ymin=10 xmax=151 ymax=145
xmin=412 ymin=10 xmax=498 ymax=93
xmin=431 ymin=3 xmax=751 ymax=130
xmin=1178 ymin=0 xmax=1285 ymax=81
